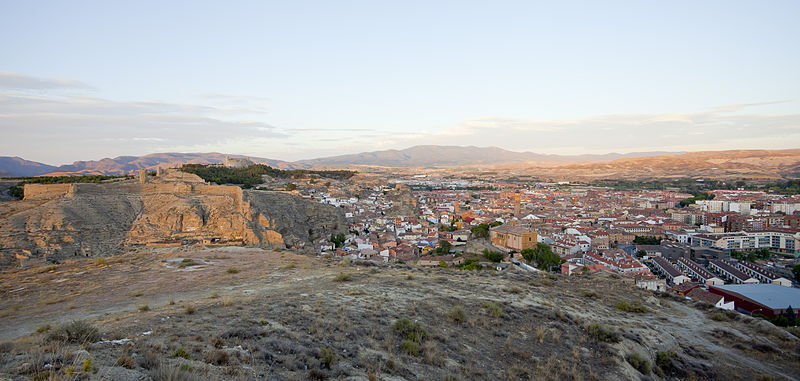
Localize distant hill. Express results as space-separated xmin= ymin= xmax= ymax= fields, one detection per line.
xmin=0 ymin=157 xmax=58 ymax=177
xmin=529 ymin=149 xmax=800 ymax=181
xmin=0 ymin=153 xmax=299 ymax=177
xmin=3 ymin=147 xmax=799 ymax=180
xmin=299 ymin=145 xmax=677 ymax=168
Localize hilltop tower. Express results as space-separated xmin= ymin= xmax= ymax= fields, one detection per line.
xmin=138 ymin=169 xmax=147 ymax=184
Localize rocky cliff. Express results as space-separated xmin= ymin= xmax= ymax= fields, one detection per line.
xmin=0 ymin=174 xmax=346 ymax=268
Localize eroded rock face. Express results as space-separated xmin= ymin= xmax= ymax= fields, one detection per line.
xmin=0 ymin=181 xmax=346 ymax=267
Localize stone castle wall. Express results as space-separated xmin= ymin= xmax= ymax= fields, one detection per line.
xmin=23 ymin=184 xmax=75 ymax=200
xmin=24 ymin=182 xmax=244 ymax=202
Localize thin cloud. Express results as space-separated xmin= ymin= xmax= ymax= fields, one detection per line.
xmin=713 ymin=100 xmax=792 ymax=113
xmin=0 ymin=72 xmax=90 ymax=90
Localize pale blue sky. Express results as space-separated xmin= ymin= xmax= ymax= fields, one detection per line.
xmin=1 ymin=0 xmax=799 ymax=164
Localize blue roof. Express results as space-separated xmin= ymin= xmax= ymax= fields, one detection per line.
xmin=712 ymin=284 xmax=800 ymax=309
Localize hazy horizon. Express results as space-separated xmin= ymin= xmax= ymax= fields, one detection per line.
xmin=2 ymin=1 xmax=799 ymax=164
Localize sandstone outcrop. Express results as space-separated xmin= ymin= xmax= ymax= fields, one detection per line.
xmin=0 ymin=171 xmax=346 ymax=268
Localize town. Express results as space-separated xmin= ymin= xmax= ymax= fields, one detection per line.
xmin=306 ymin=174 xmax=800 ymax=324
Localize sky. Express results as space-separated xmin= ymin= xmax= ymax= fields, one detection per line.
xmin=1 ymin=0 xmax=799 ymax=165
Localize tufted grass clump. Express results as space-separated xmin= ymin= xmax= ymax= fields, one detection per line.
xmin=47 ymin=320 xmax=100 ymax=344
xmin=334 ymin=272 xmax=352 ymax=282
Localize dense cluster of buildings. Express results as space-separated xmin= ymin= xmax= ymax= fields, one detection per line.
xmin=305 ymin=177 xmax=799 ymax=318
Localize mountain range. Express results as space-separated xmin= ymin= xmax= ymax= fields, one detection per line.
xmin=1 ymin=146 xmax=799 ymax=180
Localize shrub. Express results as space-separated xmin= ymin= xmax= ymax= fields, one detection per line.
xmin=137 ymin=349 xmax=160 ymax=370
xmin=446 ymin=306 xmax=466 ymax=324
xmin=615 ymin=301 xmax=647 ymax=313
xmin=482 ymin=249 xmax=504 ymax=263
xmin=226 ymin=267 xmax=239 ymax=274
xmin=655 ymin=351 xmax=677 ymax=374
xmin=627 ymin=353 xmax=650 ymax=374
xmin=394 ymin=318 xmax=428 ymax=344
xmin=36 ymin=324 xmax=51 ymax=333
xmin=581 ymin=291 xmax=597 ymax=298
xmin=137 ymin=303 xmax=150 ymax=312
xmin=47 ymin=321 xmax=100 ymax=343
xmin=178 ymin=259 xmax=198 ymax=268
xmin=116 ymin=354 xmax=135 ymax=369
xmin=334 ymin=272 xmax=352 ymax=282
xmin=174 ymin=348 xmax=190 ymax=359
xmin=185 ymin=305 xmax=195 ymax=314
xmin=482 ymin=302 xmax=502 ymax=318
xmin=204 ymin=349 xmax=230 ymax=366
xmin=585 ymin=323 xmax=621 ymax=343
xmin=94 ymin=258 xmax=108 ymax=266
xmin=400 ymin=339 xmax=421 ymax=356
xmin=320 ymin=347 xmax=340 ymax=368
xmin=710 ymin=312 xmax=731 ymax=322
xmin=82 ymin=358 xmax=92 ymax=373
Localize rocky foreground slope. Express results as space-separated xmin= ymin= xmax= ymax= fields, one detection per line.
xmin=0 ymin=248 xmax=797 ymax=380
xmin=0 ymin=172 xmax=346 ymax=268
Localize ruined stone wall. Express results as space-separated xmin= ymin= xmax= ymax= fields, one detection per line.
xmin=23 ymin=184 xmax=75 ymax=200
xmin=24 ymin=182 xmax=244 ymax=200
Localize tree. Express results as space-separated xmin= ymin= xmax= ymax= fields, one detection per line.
xmin=633 ymin=236 xmax=661 ymax=245
xmin=330 ymin=233 xmax=346 ymax=248
xmin=784 ymin=306 xmax=797 ymax=327
xmin=470 ymin=223 xmax=490 ymax=239
xmin=482 ymin=249 xmax=504 ymax=263
xmin=8 ymin=185 xmax=23 ymax=199
xmin=528 ymin=243 xmax=560 ymax=271
xmin=435 ymin=240 xmax=453 ymax=255
xmin=793 ymin=264 xmax=800 ymax=282
xmin=636 ymin=250 xmax=647 ymax=258
xmin=286 ymin=183 xmax=297 ymax=191
xmin=521 ymin=248 xmax=534 ymax=263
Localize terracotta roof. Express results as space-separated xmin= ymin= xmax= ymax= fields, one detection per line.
xmin=686 ymin=288 xmax=724 ymax=305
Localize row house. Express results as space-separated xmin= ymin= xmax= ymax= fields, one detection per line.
xmin=677 ymin=257 xmax=724 ymax=285
xmin=708 ymin=259 xmax=758 ymax=284
xmin=651 ymin=256 xmax=690 ymax=285
xmin=735 ymin=261 xmax=792 ymax=287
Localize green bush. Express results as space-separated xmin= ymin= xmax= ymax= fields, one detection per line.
xmin=655 ymin=351 xmax=678 ymax=375
xmin=394 ymin=318 xmax=428 ymax=344
xmin=174 ymin=348 xmax=190 ymax=359
xmin=447 ymin=306 xmax=466 ymax=324
xmin=627 ymin=353 xmax=650 ymax=374
xmin=585 ymin=323 xmax=621 ymax=343
xmin=615 ymin=301 xmax=647 ymax=313
xmin=400 ymin=339 xmax=421 ymax=356
xmin=320 ymin=347 xmax=340 ymax=368
xmin=482 ymin=249 xmax=504 ymax=263
xmin=482 ymin=302 xmax=503 ymax=318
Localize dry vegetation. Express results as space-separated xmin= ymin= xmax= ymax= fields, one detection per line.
xmin=0 ymin=247 xmax=798 ymax=380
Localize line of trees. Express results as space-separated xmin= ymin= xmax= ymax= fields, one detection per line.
xmin=633 ymin=236 xmax=662 ymax=245
xmin=180 ymin=164 xmax=356 ymax=187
